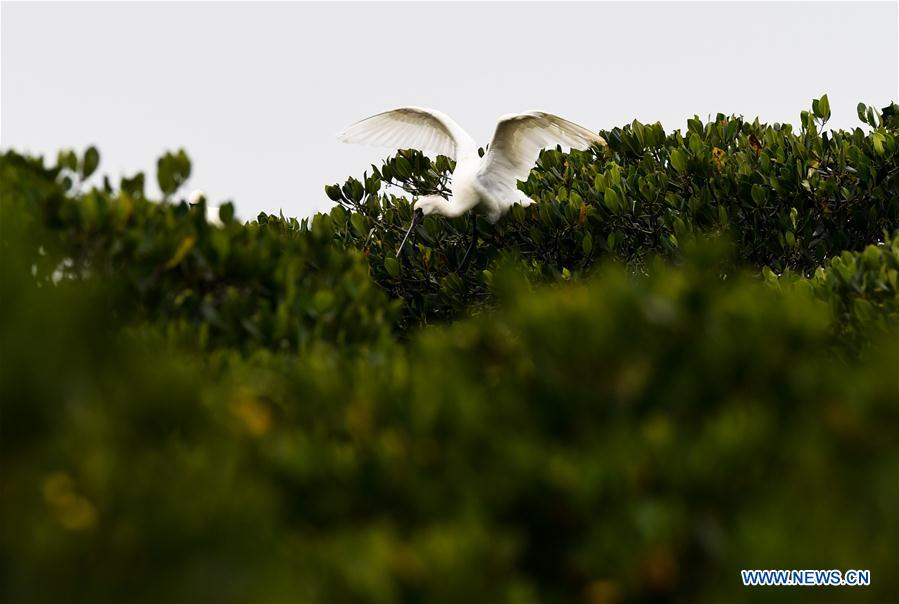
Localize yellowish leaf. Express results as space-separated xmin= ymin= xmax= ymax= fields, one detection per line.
xmin=165 ymin=235 xmax=195 ymax=269
xmin=230 ymin=389 xmax=272 ymax=437
xmin=711 ymin=147 xmax=727 ymax=171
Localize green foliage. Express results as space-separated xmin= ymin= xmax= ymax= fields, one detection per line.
xmin=156 ymin=149 xmax=192 ymax=197
xmin=2 ymin=232 xmax=897 ymax=602
xmin=1 ymin=98 xmax=898 ymax=603
xmin=768 ymin=233 xmax=899 ymax=352
xmin=0 ymin=151 xmax=397 ymax=353
xmin=324 ymin=97 xmax=899 ymax=328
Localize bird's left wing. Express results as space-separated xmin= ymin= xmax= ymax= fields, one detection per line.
xmin=479 ymin=112 xmax=605 ymax=185
xmin=337 ymin=107 xmax=478 ymax=159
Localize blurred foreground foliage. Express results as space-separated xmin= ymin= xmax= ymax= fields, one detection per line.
xmin=1 ymin=99 xmax=898 ymax=603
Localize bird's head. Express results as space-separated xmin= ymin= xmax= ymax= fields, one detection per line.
xmin=397 ymin=196 xmax=447 ymax=255
xmin=189 ymin=190 xmax=207 ymax=205
xmin=412 ymin=195 xmax=446 ymax=217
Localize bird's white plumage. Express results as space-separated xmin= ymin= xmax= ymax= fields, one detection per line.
xmin=337 ymin=106 xmax=478 ymax=160
xmin=480 ymin=112 xmax=604 ymax=184
xmin=338 ymin=107 xmax=604 ymax=225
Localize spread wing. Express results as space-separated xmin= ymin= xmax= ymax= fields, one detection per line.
xmin=479 ymin=111 xmax=605 ymax=185
xmin=337 ymin=106 xmax=478 ymax=159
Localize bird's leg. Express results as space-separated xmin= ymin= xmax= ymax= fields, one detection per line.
xmin=458 ymin=212 xmax=478 ymax=272
xmin=398 ymin=208 xmax=424 ymax=257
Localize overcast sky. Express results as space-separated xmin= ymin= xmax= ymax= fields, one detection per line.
xmin=2 ymin=1 xmax=897 ymax=219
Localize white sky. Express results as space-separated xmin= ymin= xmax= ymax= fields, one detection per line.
xmin=2 ymin=1 xmax=897 ymax=219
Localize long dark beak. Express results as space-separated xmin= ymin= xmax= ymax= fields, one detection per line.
xmin=398 ymin=208 xmax=423 ymax=255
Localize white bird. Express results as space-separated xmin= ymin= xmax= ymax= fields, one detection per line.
xmin=338 ymin=107 xmax=605 ymax=265
xmin=189 ymin=189 xmax=229 ymax=226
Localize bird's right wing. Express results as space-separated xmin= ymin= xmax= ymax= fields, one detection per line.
xmin=479 ymin=112 xmax=605 ymax=185
xmin=337 ymin=107 xmax=478 ymax=160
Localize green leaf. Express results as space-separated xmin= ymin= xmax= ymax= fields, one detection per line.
xmin=603 ymin=188 xmax=622 ymax=213
xmin=157 ymin=149 xmax=191 ymax=196
xmin=384 ymin=257 xmax=400 ymax=277
xmin=718 ymin=205 xmax=728 ymax=225
xmin=395 ymin=156 xmax=412 ymax=178
xmin=687 ymin=116 xmax=703 ymax=135
xmin=330 ymin=204 xmax=347 ymax=224
xmin=670 ymin=148 xmax=687 ymax=173
xmin=325 ymin=184 xmax=343 ymax=202
xmin=582 ymin=233 xmax=593 ymax=255
xmin=312 ymin=290 xmax=335 ymax=313
xmin=219 ymin=202 xmax=236 ymax=224
xmin=342 ymin=178 xmax=364 ymax=203
xmin=57 ymin=150 xmax=78 ymax=172
xmin=120 ymin=173 xmax=145 ymax=198
xmin=751 ymin=184 xmax=767 ymax=206
xmin=364 ymin=175 xmax=381 ymax=195
xmin=818 ymin=94 xmax=830 ymax=121
xmin=862 ymin=244 xmax=881 ymax=269
xmin=867 ymin=107 xmax=879 ymax=127
xmin=857 ymin=102 xmax=868 ymax=123
xmin=350 ymin=213 xmax=368 ymax=236
xmin=688 ymin=133 xmax=703 ymax=155
xmin=785 ymin=230 xmax=796 ymax=248
xmin=82 ymin=146 xmax=100 ymax=180
xmin=608 ymin=165 xmax=621 ymax=187
xmin=872 ymin=133 xmax=885 ymax=155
